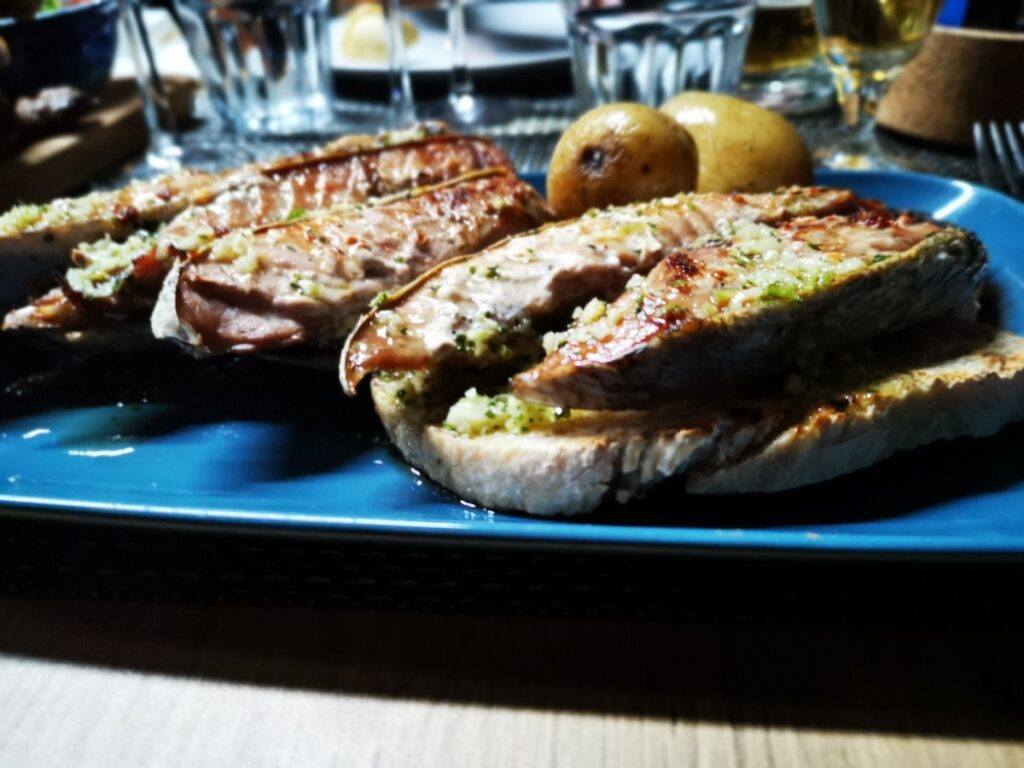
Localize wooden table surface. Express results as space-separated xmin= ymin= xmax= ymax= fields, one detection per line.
xmin=0 ymin=598 xmax=1021 ymax=767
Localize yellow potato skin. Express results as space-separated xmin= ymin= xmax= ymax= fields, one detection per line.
xmin=660 ymin=92 xmax=812 ymax=194
xmin=547 ymin=103 xmax=698 ymax=219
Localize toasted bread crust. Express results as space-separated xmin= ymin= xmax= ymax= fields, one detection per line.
xmin=688 ymin=325 xmax=1024 ymax=494
xmin=373 ymin=322 xmax=1024 ymax=514
xmin=371 ymin=375 xmax=720 ymax=515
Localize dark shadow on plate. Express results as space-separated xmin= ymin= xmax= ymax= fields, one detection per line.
xmin=1 ymin=342 xmax=389 ymax=482
xmin=977 ymin=278 xmax=1005 ymax=327
xmin=437 ymin=420 xmax=1024 ymax=530
xmin=579 ymin=422 xmax=1024 ymax=529
xmin=373 ymin=379 xmax=1024 ymax=531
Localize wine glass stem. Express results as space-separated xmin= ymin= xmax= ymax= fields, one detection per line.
xmin=383 ymin=0 xmax=416 ymax=127
xmin=448 ymin=0 xmax=472 ymax=102
xmin=823 ymin=64 xmax=888 ymax=162
xmin=119 ymin=0 xmax=182 ymax=170
xmin=830 ymin=64 xmax=884 ymax=154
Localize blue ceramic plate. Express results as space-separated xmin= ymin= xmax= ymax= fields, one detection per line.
xmin=2 ymin=170 xmax=1023 ymax=556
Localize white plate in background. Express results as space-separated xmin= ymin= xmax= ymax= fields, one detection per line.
xmin=331 ymin=2 xmax=569 ymax=77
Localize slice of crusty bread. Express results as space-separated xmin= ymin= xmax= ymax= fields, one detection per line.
xmin=372 ymin=375 xmax=741 ymax=514
xmin=687 ymin=324 xmax=1024 ymax=494
xmin=371 ymin=321 xmax=1024 ymax=515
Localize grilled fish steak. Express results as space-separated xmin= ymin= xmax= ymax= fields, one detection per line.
xmin=4 ymin=132 xmax=512 ymax=333
xmin=0 ymin=120 xmax=453 ymax=265
xmin=341 ymin=186 xmax=858 ymax=393
xmin=0 ymin=169 xmax=219 ymax=265
xmin=0 ymin=170 xmax=221 ymax=312
xmin=154 ymin=171 xmax=553 ymax=354
xmin=512 ymin=210 xmax=986 ymax=409
xmin=372 ymin=319 xmax=1024 ymax=515
xmin=158 ymin=134 xmax=513 ymax=275
xmin=0 ymin=128 xmax=396 ymax=305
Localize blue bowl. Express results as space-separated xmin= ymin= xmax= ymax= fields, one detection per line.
xmin=0 ymin=0 xmax=119 ymax=98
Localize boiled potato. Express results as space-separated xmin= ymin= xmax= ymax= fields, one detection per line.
xmin=547 ymin=103 xmax=698 ymax=219
xmin=660 ymin=92 xmax=811 ymax=193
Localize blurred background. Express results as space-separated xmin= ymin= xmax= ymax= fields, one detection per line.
xmin=0 ymin=0 xmax=1022 ymax=192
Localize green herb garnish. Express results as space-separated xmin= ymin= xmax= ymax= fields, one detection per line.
xmin=764 ymin=282 xmax=800 ymax=301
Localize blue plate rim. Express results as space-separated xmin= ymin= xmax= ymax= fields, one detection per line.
xmin=5 ymin=491 xmax=1024 ymax=557
xmin=815 ymin=166 xmax=1024 ymax=206
xmin=4 ymin=168 xmax=1024 ymax=558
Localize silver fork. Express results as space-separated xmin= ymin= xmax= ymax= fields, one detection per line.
xmin=974 ymin=121 xmax=1024 ymax=198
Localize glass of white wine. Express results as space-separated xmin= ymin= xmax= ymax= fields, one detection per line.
xmin=741 ymin=0 xmax=834 ymax=114
xmin=811 ymin=0 xmax=941 ymax=168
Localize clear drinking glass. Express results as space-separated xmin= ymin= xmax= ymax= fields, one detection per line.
xmin=423 ymin=0 xmax=501 ymax=128
xmin=444 ymin=0 xmax=480 ymax=125
xmin=383 ymin=0 xmax=416 ymax=126
xmin=739 ymin=0 xmax=833 ymax=114
xmin=173 ymin=0 xmax=335 ymax=136
xmin=119 ymin=0 xmax=184 ymax=171
xmin=564 ymin=0 xmax=756 ymax=110
xmin=811 ymin=0 xmax=941 ymax=168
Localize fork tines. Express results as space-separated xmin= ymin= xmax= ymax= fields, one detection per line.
xmin=974 ymin=121 xmax=1024 ymax=198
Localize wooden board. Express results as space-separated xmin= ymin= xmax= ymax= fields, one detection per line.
xmin=0 ymin=77 xmax=197 ymax=208
xmin=0 ymin=599 xmax=1023 ymax=767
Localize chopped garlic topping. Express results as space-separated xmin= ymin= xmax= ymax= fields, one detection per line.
xmin=167 ymin=225 xmax=216 ymax=253
xmin=64 ymin=231 xmax=158 ymax=299
xmin=0 ymin=203 xmax=46 ymax=234
xmin=443 ymin=389 xmax=569 ymax=436
xmin=544 ymin=274 xmax=649 ymax=351
xmin=209 ymin=229 xmax=258 ymax=273
xmin=288 ymin=272 xmax=350 ymax=300
xmin=556 ymin=213 xmax=893 ymax=346
xmin=0 ymin=188 xmax=143 ymax=235
xmin=377 ymin=124 xmax=431 ymax=146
